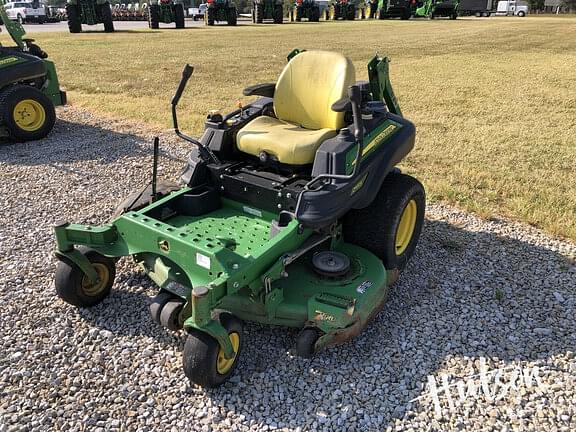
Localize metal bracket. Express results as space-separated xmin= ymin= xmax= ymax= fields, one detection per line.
xmin=54 ymin=249 xmax=99 ymax=284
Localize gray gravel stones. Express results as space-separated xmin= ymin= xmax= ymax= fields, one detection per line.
xmin=1 ymin=107 xmax=575 ymax=431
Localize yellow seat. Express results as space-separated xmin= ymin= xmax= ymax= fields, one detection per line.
xmin=237 ymin=50 xmax=356 ymax=165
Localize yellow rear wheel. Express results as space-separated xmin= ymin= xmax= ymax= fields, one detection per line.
xmin=395 ymin=199 xmax=418 ymax=256
xmin=0 ymin=85 xmax=56 ymax=142
xmin=13 ymin=99 xmax=47 ymax=132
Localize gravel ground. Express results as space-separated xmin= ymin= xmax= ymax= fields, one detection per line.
xmin=1 ymin=107 xmax=575 ymax=432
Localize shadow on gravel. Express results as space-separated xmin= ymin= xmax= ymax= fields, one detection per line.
xmin=71 ymin=215 xmax=575 ymax=429
xmin=0 ymin=119 xmax=183 ymax=167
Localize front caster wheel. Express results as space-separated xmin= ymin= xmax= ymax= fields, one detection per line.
xmin=296 ymin=327 xmax=320 ymax=358
xmin=55 ymin=246 xmax=116 ymax=307
xmin=182 ymin=313 xmax=243 ymax=388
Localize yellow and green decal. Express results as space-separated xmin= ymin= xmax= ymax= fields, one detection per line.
xmin=346 ymin=120 xmax=402 ymax=174
xmin=0 ymin=56 xmax=23 ymax=68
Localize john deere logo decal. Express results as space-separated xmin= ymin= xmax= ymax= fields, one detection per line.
xmin=0 ymin=56 xmax=21 ymax=66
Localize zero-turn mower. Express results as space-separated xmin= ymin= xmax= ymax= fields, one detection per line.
xmin=66 ymin=0 xmax=115 ymax=33
xmin=0 ymin=5 xmax=66 ymax=142
xmin=252 ymin=0 xmax=284 ymax=23
xmin=204 ymin=0 xmax=237 ymax=25
xmin=289 ymin=0 xmax=320 ymax=21
xmin=53 ymin=49 xmax=425 ymax=388
xmin=325 ymin=0 xmax=366 ymax=20
xmin=148 ymin=0 xmax=185 ymax=29
xmin=414 ymin=0 xmax=458 ymax=18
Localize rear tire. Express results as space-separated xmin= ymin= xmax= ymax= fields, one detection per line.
xmin=55 ymin=247 xmax=116 ymax=307
xmin=100 ymin=2 xmax=115 ymax=32
xmin=149 ymin=4 xmax=160 ymax=28
xmin=273 ymin=4 xmax=283 ymax=23
xmin=206 ymin=7 xmax=215 ymax=25
xmin=174 ymin=3 xmax=185 ymax=28
xmin=111 ymin=180 xmax=180 ymax=219
xmin=227 ymin=6 xmax=237 ymax=25
xmin=346 ymin=5 xmax=355 ymax=20
xmin=311 ymin=5 xmax=320 ymax=21
xmin=183 ymin=313 xmax=243 ymax=387
xmin=343 ymin=172 xmax=425 ymax=272
xmin=66 ymin=4 xmax=82 ymax=33
xmin=0 ymin=85 xmax=56 ymax=142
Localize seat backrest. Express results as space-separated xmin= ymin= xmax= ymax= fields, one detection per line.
xmin=274 ymin=51 xmax=356 ymax=131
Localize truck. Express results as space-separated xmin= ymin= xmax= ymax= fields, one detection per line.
xmin=2 ymin=1 xmax=47 ymax=24
xmin=495 ymin=0 xmax=528 ymax=15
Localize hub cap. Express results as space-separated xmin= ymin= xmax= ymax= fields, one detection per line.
xmin=81 ymin=263 xmax=110 ymax=297
xmin=395 ymin=199 xmax=417 ymax=256
xmin=13 ymin=99 xmax=46 ymax=132
xmin=217 ymin=332 xmax=240 ymax=375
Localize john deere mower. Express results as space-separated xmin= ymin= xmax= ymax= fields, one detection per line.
xmin=148 ymin=0 xmax=185 ymax=29
xmin=377 ymin=0 xmax=417 ymax=19
xmin=205 ymin=0 xmax=237 ymax=25
xmin=326 ymin=0 xmax=366 ymax=20
xmin=0 ymin=5 xmax=66 ymax=142
xmin=252 ymin=0 xmax=284 ymax=23
xmin=414 ymin=0 xmax=458 ymax=18
xmin=66 ymin=0 xmax=115 ymax=33
xmin=53 ymin=49 xmax=425 ymax=387
xmin=289 ymin=0 xmax=320 ymax=21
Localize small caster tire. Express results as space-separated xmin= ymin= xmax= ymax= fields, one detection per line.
xmin=182 ymin=313 xmax=243 ymax=388
xmin=55 ymin=246 xmax=116 ymax=307
xmin=149 ymin=290 xmax=175 ymax=324
xmin=296 ymin=327 xmax=320 ymax=359
xmin=159 ymin=299 xmax=184 ymax=331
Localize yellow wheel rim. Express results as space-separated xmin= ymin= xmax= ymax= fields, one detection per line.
xmin=13 ymin=99 xmax=46 ymax=132
xmin=395 ymin=199 xmax=417 ymax=256
xmin=216 ymin=332 xmax=240 ymax=375
xmin=81 ymin=263 xmax=110 ymax=296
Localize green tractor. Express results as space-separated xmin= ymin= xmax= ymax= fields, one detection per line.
xmin=289 ymin=0 xmax=320 ymax=21
xmin=0 ymin=5 xmax=66 ymax=142
xmin=205 ymin=0 xmax=237 ymax=25
xmin=252 ymin=0 xmax=284 ymax=23
xmin=66 ymin=0 xmax=115 ymax=33
xmin=414 ymin=0 xmax=458 ymax=18
xmin=325 ymin=0 xmax=367 ymax=20
xmin=148 ymin=0 xmax=185 ymax=29
xmin=376 ymin=0 xmax=417 ymax=19
xmin=52 ymin=49 xmax=426 ymax=388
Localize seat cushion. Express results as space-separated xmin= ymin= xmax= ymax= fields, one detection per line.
xmin=236 ymin=115 xmax=337 ymax=165
xmin=274 ymin=50 xmax=356 ymax=131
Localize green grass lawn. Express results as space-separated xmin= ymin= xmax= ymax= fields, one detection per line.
xmin=3 ymin=16 xmax=575 ymax=240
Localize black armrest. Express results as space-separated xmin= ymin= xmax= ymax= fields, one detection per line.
xmin=243 ymin=83 xmax=276 ymax=98
xmin=331 ymin=96 xmax=351 ymax=113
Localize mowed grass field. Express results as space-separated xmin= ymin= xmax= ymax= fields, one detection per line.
xmin=2 ymin=16 xmax=575 ymax=240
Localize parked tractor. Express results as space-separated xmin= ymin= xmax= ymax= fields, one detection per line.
xmin=205 ymin=0 xmax=237 ymax=25
xmin=252 ymin=0 xmax=284 ymax=23
xmin=149 ymin=0 xmax=185 ymax=28
xmin=325 ymin=0 xmax=366 ymax=19
xmin=0 ymin=5 xmax=66 ymax=141
xmin=289 ymin=0 xmax=320 ymax=21
xmin=377 ymin=0 xmax=417 ymax=18
xmin=66 ymin=0 xmax=114 ymax=33
xmin=414 ymin=0 xmax=458 ymax=18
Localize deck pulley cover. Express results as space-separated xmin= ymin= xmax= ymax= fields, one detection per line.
xmin=312 ymin=251 xmax=351 ymax=277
